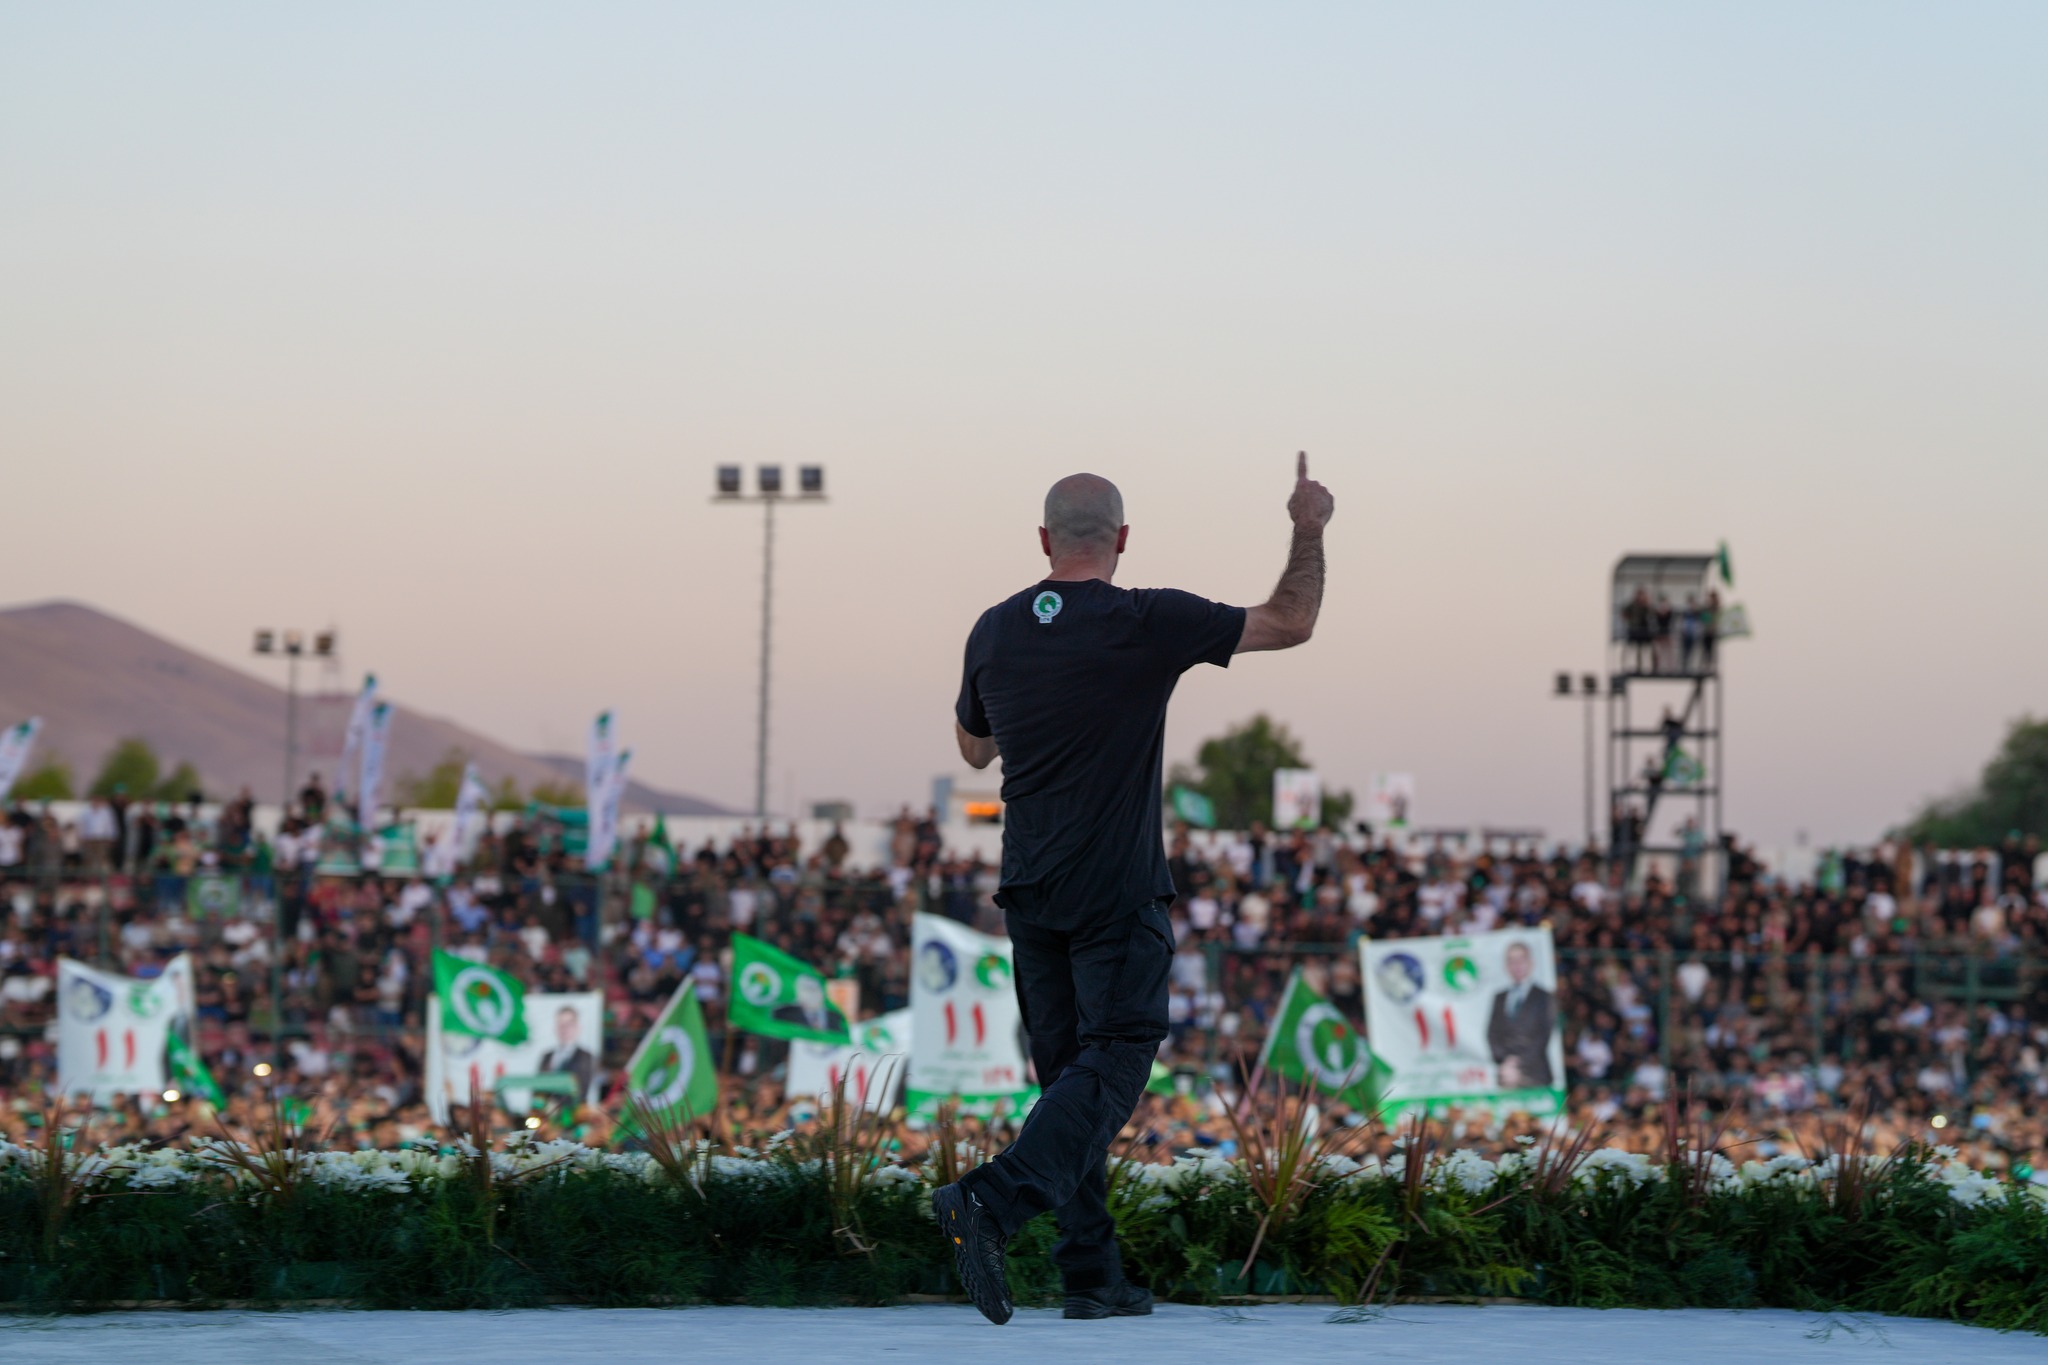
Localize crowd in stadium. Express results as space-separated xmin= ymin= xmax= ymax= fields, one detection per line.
xmin=2 ymin=791 xmax=2044 ymax=1175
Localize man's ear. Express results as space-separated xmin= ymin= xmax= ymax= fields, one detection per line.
xmin=1115 ymin=525 xmax=1129 ymax=554
xmin=1039 ymin=526 xmax=1053 ymax=558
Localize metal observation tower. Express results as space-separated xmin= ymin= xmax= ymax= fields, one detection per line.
xmin=1604 ymin=553 xmax=1734 ymax=902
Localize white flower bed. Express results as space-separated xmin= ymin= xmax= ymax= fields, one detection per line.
xmin=2 ymin=1133 xmax=2040 ymax=1211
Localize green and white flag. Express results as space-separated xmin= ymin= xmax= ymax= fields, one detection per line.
xmin=643 ymin=813 xmax=676 ymax=876
xmin=186 ymin=873 xmax=241 ymax=918
xmin=1663 ymin=747 xmax=1705 ymax=786
xmin=1169 ymin=785 xmax=1216 ymax=829
xmin=166 ymin=1031 xmax=225 ymax=1108
xmin=1259 ymin=969 xmax=1390 ymax=1113
xmin=621 ymin=979 xmax=718 ymax=1130
xmin=729 ymin=932 xmax=850 ymax=1044
xmin=0 ymin=717 xmax=42 ymax=800
xmin=433 ymin=949 xmax=529 ymax=1044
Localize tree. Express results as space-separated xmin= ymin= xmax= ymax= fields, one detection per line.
xmin=529 ymin=778 xmax=583 ymax=808
xmin=157 ymin=762 xmax=205 ymax=802
xmin=88 ymin=739 xmax=204 ymax=801
xmin=399 ymin=748 xmax=470 ymax=809
xmin=91 ymin=737 xmax=161 ymax=799
xmin=12 ymin=760 xmax=75 ymax=801
xmin=1167 ymin=713 xmax=1355 ymax=831
xmin=1904 ymin=716 xmax=2048 ymax=846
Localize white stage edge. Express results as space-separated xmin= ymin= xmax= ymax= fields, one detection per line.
xmin=1 ymin=1304 xmax=2036 ymax=1364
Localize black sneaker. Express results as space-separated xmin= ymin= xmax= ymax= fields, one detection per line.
xmin=1063 ymin=1281 xmax=1154 ymax=1319
xmin=932 ymin=1183 xmax=1013 ymax=1326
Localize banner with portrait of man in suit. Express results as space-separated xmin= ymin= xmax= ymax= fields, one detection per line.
xmin=1359 ymin=926 xmax=1565 ymax=1119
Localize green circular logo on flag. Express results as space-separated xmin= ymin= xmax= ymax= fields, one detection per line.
xmin=639 ymin=1025 xmax=698 ymax=1109
xmin=1032 ymin=590 xmax=1063 ymax=624
xmin=739 ymin=962 xmax=782 ymax=1007
xmin=859 ymin=1022 xmax=897 ymax=1052
xmin=973 ymin=953 xmax=1011 ymax=991
xmin=449 ymin=965 xmax=518 ymax=1036
xmin=1442 ymin=954 xmax=1480 ymax=992
xmin=1294 ymin=1003 xmax=1365 ymax=1091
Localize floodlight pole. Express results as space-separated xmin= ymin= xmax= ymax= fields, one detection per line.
xmin=715 ymin=468 xmax=826 ymax=821
xmin=756 ymin=495 xmax=775 ymax=821
xmin=253 ymin=627 xmax=336 ymax=1079
xmin=1552 ymin=672 xmax=1600 ymax=852
xmin=1582 ymin=682 xmax=1596 ymax=850
xmin=284 ymin=649 xmax=300 ymax=812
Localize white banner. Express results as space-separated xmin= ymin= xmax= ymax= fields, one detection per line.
xmin=425 ymin=989 xmax=603 ymax=1124
xmin=1360 ymin=926 xmax=1565 ymax=1118
xmin=787 ymin=1008 xmax=912 ymax=1114
xmin=1366 ymin=772 xmax=1416 ymax=831
xmin=357 ymin=701 xmax=393 ymax=829
xmin=338 ymin=675 xmax=378 ymax=801
xmin=427 ymin=761 xmax=490 ymax=876
xmin=57 ymin=956 xmax=184 ymax=1100
xmin=1273 ymin=767 xmax=1322 ymax=830
xmin=0 ymin=717 xmax=43 ymax=799
xmin=906 ymin=913 xmax=1034 ymax=1119
xmin=585 ymin=712 xmax=619 ymax=870
xmin=589 ymin=748 xmax=630 ymax=872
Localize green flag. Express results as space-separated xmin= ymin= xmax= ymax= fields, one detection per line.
xmin=621 ymin=980 xmax=719 ymax=1132
xmin=1715 ymin=540 xmax=1734 ymax=588
xmin=629 ymin=882 xmax=658 ymax=921
xmin=1260 ymin=970 xmax=1389 ymax=1112
xmin=186 ymin=874 xmax=241 ymax=918
xmin=1146 ymin=1059 xmax=1176 ymax=1096
xmin=645 ymin=814 xmax=676 ymax=877
xmin=1170 ymin=785 xmax=1216 ymax=829
xmin=728 ymin=932 xmax=849 ymax=1044
xmin=166 ymin=1032 xmax=225 ymax=1108
xmin=433 ymin=949 xmax=529 ymax=1044
xmin=1663 ymin=747 xmax=1705 ymax=786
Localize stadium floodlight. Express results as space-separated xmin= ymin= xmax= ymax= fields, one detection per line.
xmin=1553 ymin=666 xmax=1602 ymax=850
xmin=714 ymin=463 xmax=829 ymax=817
xmin=251 ymin=623 xmax=335 ymax=1081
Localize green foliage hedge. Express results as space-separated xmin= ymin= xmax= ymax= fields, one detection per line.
xmin=2 ymin=1137 xmax=2045 ymax=1331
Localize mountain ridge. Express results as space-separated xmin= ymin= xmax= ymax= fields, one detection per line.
xmin=0 ymin=600 xmax=732 ymax=815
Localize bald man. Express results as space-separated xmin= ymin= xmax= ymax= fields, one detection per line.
xmin=933 ymin=454 xmax=1334 ymax=1325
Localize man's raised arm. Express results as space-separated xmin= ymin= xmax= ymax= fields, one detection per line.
xmin=1237 ymin=451 xmax=1335 ymax=653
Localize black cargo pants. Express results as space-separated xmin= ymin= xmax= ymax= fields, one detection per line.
xmin=959 ymin=898 xmax=1172 ymax=1291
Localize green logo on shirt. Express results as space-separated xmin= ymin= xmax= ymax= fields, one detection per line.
xmin=1032 ymin=590 xmax=1063 ymax=624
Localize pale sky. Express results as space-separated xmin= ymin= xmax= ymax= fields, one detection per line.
xmin=3 ymin=3 xmax=2043 ymax=849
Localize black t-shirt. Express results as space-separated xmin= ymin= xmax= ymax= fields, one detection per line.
xmin=955 ymin=578 xmax=1246 ymax=929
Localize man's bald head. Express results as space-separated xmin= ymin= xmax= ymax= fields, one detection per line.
xmin=1042 ymin=474 xmax=1125 ymax=559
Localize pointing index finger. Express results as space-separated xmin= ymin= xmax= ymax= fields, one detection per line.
xmin=1297 ymin=450 xmax=1308 ymax=481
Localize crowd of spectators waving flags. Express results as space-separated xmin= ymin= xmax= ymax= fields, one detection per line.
xmin=1 ymin=752 xmax=2041 ymax=1181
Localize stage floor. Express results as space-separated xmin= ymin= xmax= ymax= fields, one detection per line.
xmin=2 ymin=1303 xmax=2034 ymax=1363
